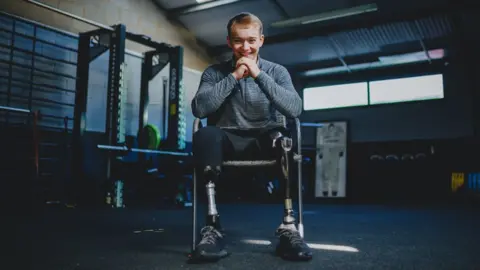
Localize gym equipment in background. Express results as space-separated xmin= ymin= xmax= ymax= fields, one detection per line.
xmin=300 ymin=121 xmax=349 ymax=198
xmin=138 ymin=124 xmax=162 ymax=150
xmin=69 ymin=23 xmax=187 ymax=186
xmin=97 ymin=144 xmax=190 ymax=156
xmin=24 ymin=0 xmax=189 ymax=196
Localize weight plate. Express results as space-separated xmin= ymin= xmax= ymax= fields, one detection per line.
xmin=139 ymin=124 xmax=161 ymax=150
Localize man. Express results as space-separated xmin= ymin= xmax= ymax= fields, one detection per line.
xmin=190 ymin=12 xmax=312 ymax=262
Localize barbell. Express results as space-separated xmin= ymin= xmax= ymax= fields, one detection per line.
xmin=97 ymin=144 xmax=191 ymax=157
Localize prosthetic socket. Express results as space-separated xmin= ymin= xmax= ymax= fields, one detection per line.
xmin=272 ymin=133 xmax=296 ymax=225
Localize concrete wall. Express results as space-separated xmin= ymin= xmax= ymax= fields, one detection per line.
xmin=0 ymin=0 xmax=215 ymax=71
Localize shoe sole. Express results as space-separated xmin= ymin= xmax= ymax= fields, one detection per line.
xmin=188 ymin=249 xmax=229 ymax=263
xmin=277 ymin=252 xmax=313 ymax=261
xmin=276 ymin=248 xmax=313 ymax=261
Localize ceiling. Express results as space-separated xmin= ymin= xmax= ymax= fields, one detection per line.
xmin=153 ymin=0 xmax=478 ymax=78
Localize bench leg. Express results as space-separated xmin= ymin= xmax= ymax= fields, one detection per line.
xmin=297 ymin=154 xmax=304 ymax=238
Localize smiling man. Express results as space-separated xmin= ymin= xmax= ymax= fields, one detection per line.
xmin=190 ymin=12 xmax=311 ymax=262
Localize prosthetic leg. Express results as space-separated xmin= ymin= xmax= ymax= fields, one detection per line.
xmin=274 ymin=135 xmax=313 ymax=261
xmin=275 ymin=136 xmax=296 ymax=225
xmin=189 ymin=165 xmax=228 ymax=262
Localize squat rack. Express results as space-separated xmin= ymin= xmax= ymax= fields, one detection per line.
xmin=24 ymin=0 xmax=188 ymax=192
xmin=72 ymin=25 xmax=185 ymax=148
xmin=71 ymin=24 xmax=186 ymax=182
xmin=24 ymin=0 xmax=187 ymax=147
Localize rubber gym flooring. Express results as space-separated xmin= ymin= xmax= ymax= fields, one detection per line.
xmin=8 ymin=203 xmax=480 ymax=270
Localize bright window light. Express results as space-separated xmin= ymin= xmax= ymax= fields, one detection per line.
xmin=303 ymin=82 xmax=369 ymax=111
xmin=369 ymin=74 xmax=444 ymax=105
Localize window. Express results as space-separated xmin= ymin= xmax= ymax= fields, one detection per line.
xmin=302 ymin=74 xmax=445 ymax=111
xmin=369 ymin=74 xmax=444 ymax=105
xmin=303 ymin=82 xmax=369 ymax=110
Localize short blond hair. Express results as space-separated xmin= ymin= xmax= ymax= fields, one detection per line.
xmin=227 ymin=12 xmax=263 ymax=37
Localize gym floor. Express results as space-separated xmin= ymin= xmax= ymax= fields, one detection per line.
xmin=9 ymin=203 xmax=480 ymax=270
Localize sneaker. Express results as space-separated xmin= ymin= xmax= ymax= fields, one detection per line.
xmin=190 ymin=225 xmax=228 ymax=262
xmin=275 ymin=224 xmax=313 ymax=261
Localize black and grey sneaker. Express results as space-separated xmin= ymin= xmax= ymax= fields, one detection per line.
xmin=275 ymin=224 xmax=313 ymax=261
xmin=190 ymin=225 xmax=228 ymax=262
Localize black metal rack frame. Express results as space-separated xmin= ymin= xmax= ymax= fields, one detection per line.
xmin=72 ymin=23 xmax=186 ymax=187
xmin=140 ymin=43 xmax=185 ymax=151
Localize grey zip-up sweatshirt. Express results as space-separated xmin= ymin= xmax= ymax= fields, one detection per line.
xmin=191 ymin=57 xmax=302 ymax=130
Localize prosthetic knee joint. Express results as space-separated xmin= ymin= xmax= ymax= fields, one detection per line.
xmin=203 ymin=165 xmax=222 ymax=229
xmin=273 ymin=133 xmax=295 ymax=225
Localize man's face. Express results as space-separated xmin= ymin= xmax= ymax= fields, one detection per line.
xmin=227 ymin=23 xmax=264 ymax=61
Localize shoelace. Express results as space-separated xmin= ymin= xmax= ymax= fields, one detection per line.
xmin=277 ymin=229 xmax=304 ymax=247
xmin=199 ymin=226 xmax=222 ymax=245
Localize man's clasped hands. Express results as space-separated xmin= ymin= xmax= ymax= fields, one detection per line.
xmin=232 ymin=57 xmax=261 ymax=80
